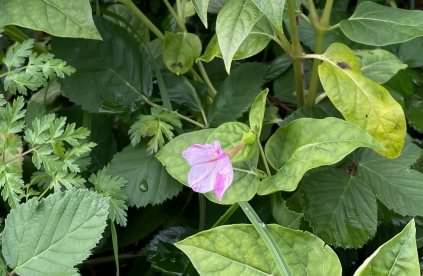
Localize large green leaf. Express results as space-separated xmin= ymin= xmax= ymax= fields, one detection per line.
xmin=303 ymin=166 xmax=378 ymax=248
xmin=399 ymin=37 xmax=423 ymax=68
xmin=356 ymin=49 xmax=407 ymax=84
xmin=216 ymin=0 xmax=263 ymax=72
xmin=250 ymin=0 xmax=286 ymax=35
xmin=157 ymin=129 xmax=259 ymax=205
xmin=200 ymin=33 xmax=270 ymax=63
xmin=303 ymin=140 xmax=423 ymax=248
xmin=163 ymin=32 xmax=202 ymax=75
xmin=406 ymin=95 xmax=423 ymax=133
xmin=0 ymin=0 xmax=100 ymax=39
xmin=358 ymin=140 xmax=423 ymax=217
xmin=208 ymin=62 xmax=266 ymax=126
xmin=2 ymin=189 xmax=109 ymax=276
xmin=52 ymin=18 xmax=144 ymax=113
xmin=318 ymin=43 xmax=406 ymax=159
xmin=340 ymin=1 xmax=423 ymax=46
xmin=106 ymin=145 xmax=182 ymax=208
xmin=176 ymin=224 xmax=342 ymax=276
xmin=354 ymin=220 xmax=420 ymax=276
xmin=192 ymin=0 xmax=211 ymax=27
xmin=259 ymin=117 xmax=378 ymax=195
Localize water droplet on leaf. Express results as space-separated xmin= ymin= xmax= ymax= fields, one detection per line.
xmin=139 ymin=181 xmax=148 ymax=192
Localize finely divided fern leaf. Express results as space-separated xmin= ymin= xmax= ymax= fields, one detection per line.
xmin=2 ymin=40 xmax=75 ymax=94
xmin=129 ymin=107 xmax=182 ymax=154
xmin=90 ymin=168 xmax=128 ymax=227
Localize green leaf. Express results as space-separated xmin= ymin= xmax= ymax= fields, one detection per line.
xmin=157 ymin=129 xmax=260 ymax=205
xmin=406 ymin=95 xmax=423 ymax=133
xmin=0 ymin=0 xmax=101 ymax=39
xmin=207 ymin=122 xmax=257 ymax=163
xmin=356 ymin=49 xmax=407 ymax=84
xmin=2 ymin=189 xmax=109 ymax=276
xmin=3 ymin=39 xmax=33 ymax=69
xmin=208 ymin=62 xmax=266 ymax=126
xmin=302 ymin=165 xmax=378 ymax=248
xmin=271 ymin=195 xmax=303 ymax=229
xmin=176 ymin=224 xmax=342 ymax=276
xmin=52 ymin=17 xmax=144 ymax=113
xmin=250 ymin=0 xmax=286 ymax=35
xmin=259 ymin=117 xmax=378 ymax=195
xmin=302 ymin=140 xmax=423 ymax=248
xmin=106 ymin=145 xmax=182 ymax=208
xmin=318 ymin=43 xmax=406 ymax=158
xmin=163 ymin=32 xmax=202 ymax=75
xmin=216 ymin=0 xmax=263 ymax=72
xmin=200 ymin=33 xmax=270 ymax=63
xmin=249 ymin=89 xmax=268 ymax=136
xmin=340 ymin=2 xmax=423 ymax=46
xmin=399 ymin=37 xmax=423 ymax=68
xmin=354 ymin=220 xmax=420 ymax=276
xmin=90 ymin=169 xmax=128 ymax=227
xmin=4 ymin=52 xmax=75 ymax=95
xmin=192 ymin=0 xmax=210 ymax=28
xmin=129 ymin=107 xmax=182 ymax=154
xmin=358 ymin=140 xmax=423 ymax=217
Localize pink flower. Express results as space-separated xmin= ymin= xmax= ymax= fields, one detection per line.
xmin=182 ymin=141 xmax=234 ymax=200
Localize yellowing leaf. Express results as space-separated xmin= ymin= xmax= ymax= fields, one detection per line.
xmin=318 ymin=43 xmax=406 ymax=158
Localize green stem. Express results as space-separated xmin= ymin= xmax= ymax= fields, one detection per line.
xmin=199 ymin=195 xmax=207 ymax=230
xmin=163 ymin=0 xmax=186 ymax=31
xmin=239 ymin=202 xmax=292 ymax=276
xmin=153 ymin=63 xmax=173 ymax=109
xmin=258 ymin=143 xmax=271 ymax=176
xmin=388 ymin=0 xmax=397 ymax=8
xmin=118 ymin=0 xmax=164 ymax=39
xmin=111 ymin=223 xmax=120 ymax=276
xmin=287 ymin=0 xmax=304 ymax=107
xmin=197 ymin=62 xmax=218 ymax=98
xmin=212 ymin=204 xmax=239 ymax=227
xmin=306 ymin=0 xmax=334 ymax=106
xmin=176 ymin=0 xmax=185 ymax=27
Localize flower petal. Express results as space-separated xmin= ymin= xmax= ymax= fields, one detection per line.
xmin=182 ymin=144 xmax=215 ymax=165
xmin=213 ymin=156 xmax=234 ymax=200
xmin=187 ymin=162 xmax=216 ymax=193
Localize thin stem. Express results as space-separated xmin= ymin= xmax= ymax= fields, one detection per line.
xmin=118 ymin=0 xmax=164 ymax=39
xmin=5 ymin=148 xmax=35 ymax=166
xmin=212 ymin=204 xmax=239 ymax=227
xmin=287 ymin=0 xmax=304 ymax=107
xmin=388 ymin=0 xmax=398 ymax=8
xmin=258 ymin=143 xmax=271 ymax=176
xmin=233 ymin=167 xmax=258 ymax=176
xmin=239 ymin=202 xmax=292 ymax=276
xmin=176 ymin=0 xmax=186 ymax=27
xmin=275 ymin=31 xmax=292 ymax=56
xmin=111 ymin=223 xmax=120 ymax=276
xmin=199 ymin=195 xmax=207 ymax=230
xmin=197 ymin=62 xmax=218 ymax=98
xmin=38 ymin=186 xmax=51 ymax=200
xmin=141 ymin=94 xmax=205 ymax=128
xmin=153 ymin=63 xmax=173 ymax=109
xmin=163 ymin=0 xmax=186 ymax=31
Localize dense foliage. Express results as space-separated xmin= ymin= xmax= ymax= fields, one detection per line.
xmin=1 ymin=0 xmax=423 ymax=275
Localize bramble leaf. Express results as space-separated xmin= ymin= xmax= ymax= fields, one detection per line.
xmin=2 ymin=189 xmax=109 ymax=276
xmin=0 ymin=0 xmax=101 ymax=39
xmin=106 ymin=145 xmax=182 ymax=208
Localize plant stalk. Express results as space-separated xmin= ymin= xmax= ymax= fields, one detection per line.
xmin=287 ymin=0 xmax=304 ymax=107
xmin=306 ymin=0 xmax=335 ymax=106
xmin=111 ymin=223 xmax=120 ymax=276
xmin=239 ymin=202 xmax=292 ymax=276
xmin=212 ymin=204 xmax=239 ymax=227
